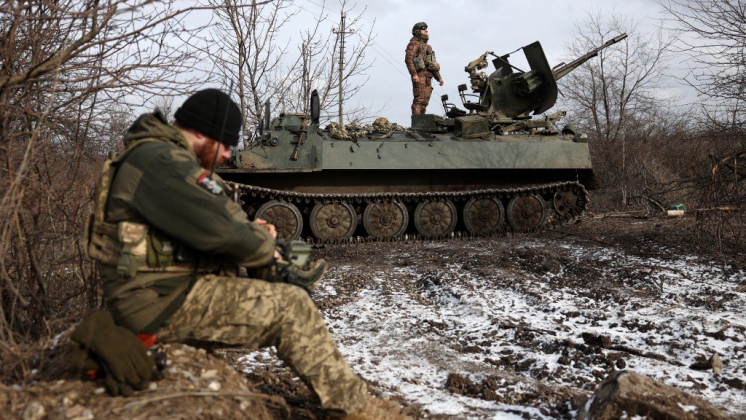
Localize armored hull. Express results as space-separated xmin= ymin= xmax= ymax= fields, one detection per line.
xmin=217 ymin=36 xmax=631 ymax=242
xmin=218 ymin=113 xmax=593 ymax=242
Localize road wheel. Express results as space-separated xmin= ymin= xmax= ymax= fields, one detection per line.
xmin=463 ymin=197 xmax=504 ymax=235
xmin=414 ymin=200 xmax=457 ymax=237
xmin=363 ymin=201 xmax=408 ymax=239
xmin=506 ymin=195 xmax=546 ymax=230
xmin=255 ymin=200 xmax=303 ymax=241
xmin=310 ymin=202 xmax=357 ymax=242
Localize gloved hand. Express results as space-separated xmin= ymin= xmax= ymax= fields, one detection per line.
xmin=249 ymin=239 xmax=327 ymax=291
xmin=70 ymin=346 xmax=100 ymax=373
xmin=274 ymin=258 xmax=328 ymax=291
xmin=70 ymin=310 xmax=156 ymax=396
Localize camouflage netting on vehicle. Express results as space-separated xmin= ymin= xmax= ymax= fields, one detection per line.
xmin=326 ymin=117 xmax=409 ymax=140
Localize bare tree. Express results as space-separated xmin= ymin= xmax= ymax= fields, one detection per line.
xmin=660 ymin=0 xmax=746 ymax=131
xmin=287 ymin=1 xmax=377 ymax=124
xmin=206 ymin=0 xmax=299 ymax=136
xmin=559 ymin=11 xmax=673 ymax=145
xmin=557 ymin=10 xmax=681 ymax=206
xmin=205 ymin=0 xmax=376 ymax=138
xmin=0 ymin=0 xmax=205 ymax=377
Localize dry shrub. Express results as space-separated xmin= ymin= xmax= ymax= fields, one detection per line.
xmin=696 ymin=210 xmax=746 ymax=255
xmin=695 ymin=149 xmax=746 ymax=255
xmin=0 ymin=0 xmax=203 ymax=383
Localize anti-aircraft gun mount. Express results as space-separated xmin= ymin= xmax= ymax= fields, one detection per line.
xmin=438 ymin=33 xmax=627 ymax=136
xmin=219 ymin=35 xmax=627 ymax=244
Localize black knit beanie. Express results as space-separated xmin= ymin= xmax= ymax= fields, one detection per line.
xmin=174 ymin=88 xmax=242 ymax=147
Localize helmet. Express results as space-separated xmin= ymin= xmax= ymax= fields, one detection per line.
xmin=561 ymin=123 xmax=577 ymax=135
xmin=412 ymin=22 xmax=428 ymax=36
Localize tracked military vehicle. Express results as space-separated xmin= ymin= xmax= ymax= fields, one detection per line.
xmin=218 ymin=34 xmax=627 ymax=243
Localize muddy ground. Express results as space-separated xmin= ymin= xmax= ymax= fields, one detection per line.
xmin=4 ymin=214 xmax=745 ymax=420
xmin=238 ymin=214 xmax=746 ymax=419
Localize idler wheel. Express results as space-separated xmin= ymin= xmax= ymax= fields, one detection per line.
xmin=463 ymin=197 xmax=504 ymax=235
xmin=414 ymin=200 xmax=457 ymax=237
xmin=553 ymin=185 xmax=583 ymax=219
xmin=255 ymin=200 xmax=303 ymax=241
xmin=506 ymin=195 xmax=546 ymax=230
xmin=310 ymin=202 xmax=357 ymax=242
xmin=363 ymin=201 xmax=408 ymax=239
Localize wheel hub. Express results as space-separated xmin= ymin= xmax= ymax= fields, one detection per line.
xmin=327 ymin=215 xmax=340 ymax=227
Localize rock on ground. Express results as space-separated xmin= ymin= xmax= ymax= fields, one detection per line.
xmin=578 ymin=370 xmax=732 ymax=420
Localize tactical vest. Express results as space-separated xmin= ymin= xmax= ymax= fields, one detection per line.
xmin=85 ymin=138 xmax=216 ymax=279
xmin=413 ymin=42 xmax=440 ymax=73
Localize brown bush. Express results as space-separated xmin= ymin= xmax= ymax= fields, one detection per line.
xmin=0 ymin=0 xmax=202 ymax=383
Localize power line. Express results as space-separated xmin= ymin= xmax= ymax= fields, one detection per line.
xmin=359 ymin=33 xmax=409 ymax=79
xmin=293 ymin=2 xmax=411 ymax=89
xmin=304 ymin=0 xmax=336 ymax=13
xmin=295 ymin=4 xmax=334 ymax=24
xmin=295 ymin=3 xmax=409 ymax=80
xmin=361 ymin=34 xmax=409 ymax=79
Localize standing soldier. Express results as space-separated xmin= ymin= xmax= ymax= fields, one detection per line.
xmin=405 ymin=22 xmax=444 ymax=115
xmin=76 ymin=88 xmax=412 ymax=420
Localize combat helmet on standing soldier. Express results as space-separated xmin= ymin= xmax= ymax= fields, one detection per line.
xmin=405 ymin=22 xmax=444 ymax=115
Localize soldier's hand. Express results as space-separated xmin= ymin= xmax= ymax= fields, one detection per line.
xmin=70 ymin=310 xmax=156 ymax=397
xmin=439 ymin=79 xmax=444 ymax=86
xmin=255 ymin=218 xmax=277 ymax=239
xmin=412 ymin=75 xmax=419 ymax=83
xmin=276 ymin=258 xmax=328 ymax=291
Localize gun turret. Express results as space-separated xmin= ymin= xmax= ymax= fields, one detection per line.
xmin=450 ymin=34 xmax=627 ymax=133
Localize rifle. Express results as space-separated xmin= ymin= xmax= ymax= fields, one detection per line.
xmin=290 ymin=117 xmax=309 ymax=161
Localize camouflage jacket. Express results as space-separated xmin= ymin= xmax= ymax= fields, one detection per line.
xmin=98 ymin=111 xmax=275 ymax=333
xmin=404 ymin=36 xmax=442 ymax=81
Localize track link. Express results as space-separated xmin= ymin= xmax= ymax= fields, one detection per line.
xmin=228 ymin=181 xmax=589 ymax=244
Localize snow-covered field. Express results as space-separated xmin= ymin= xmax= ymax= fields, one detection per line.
xmin=241 ymin=227 xmax=746 ymax=419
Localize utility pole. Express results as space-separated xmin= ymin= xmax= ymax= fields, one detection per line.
xmin=333 ymin=13 xmax=354 ymax=125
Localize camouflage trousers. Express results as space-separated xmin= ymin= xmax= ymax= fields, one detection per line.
xmin=411 ymin=74 xmax=433 ymax=115
xmin=158 ymin=275 xmax=367 ymax=415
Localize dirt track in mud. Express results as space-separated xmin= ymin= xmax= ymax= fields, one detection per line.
xmin=237 ymin=215 xmax=746 ymax=419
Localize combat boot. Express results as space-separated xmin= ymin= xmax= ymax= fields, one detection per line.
xmin=339 ymin=397 xmax=412 ymax=420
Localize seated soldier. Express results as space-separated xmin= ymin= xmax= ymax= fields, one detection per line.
xmin=81 ymin=88 xmax=411 ymax=420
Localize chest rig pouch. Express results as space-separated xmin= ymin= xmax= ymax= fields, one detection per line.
xmin=414 ymin=55 xmax=426 ymax=72
xmin=84 ymin=137 xmax=204 ymax=278
xmin=425 ymin=49 xmax=440 ymax=72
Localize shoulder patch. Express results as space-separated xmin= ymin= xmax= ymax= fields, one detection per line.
xmin=196 ymin=173 xmax=224 ymax=195
xmin=408 ymin=45 xmax=414 ymax=50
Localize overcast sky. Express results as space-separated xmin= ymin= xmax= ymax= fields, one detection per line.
xmin=290 ymin=0 xmax=674 ymax=126
xmin=167 ymin=0 xmax=680 ymax=127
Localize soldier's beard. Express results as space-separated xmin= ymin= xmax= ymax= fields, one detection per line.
xmin=418 ymin=33 xmax=429 ymax=42
xmin=197 ymin=141 xmax=226 ymax=170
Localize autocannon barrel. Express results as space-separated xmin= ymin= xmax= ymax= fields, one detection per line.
xmin=551 ymin=33 xmax=627 ymax=80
